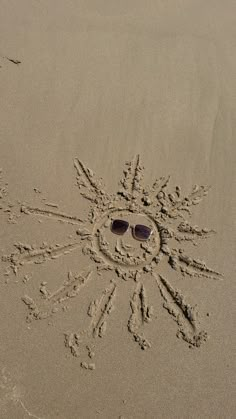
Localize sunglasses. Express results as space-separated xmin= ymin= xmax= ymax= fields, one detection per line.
xmin=110 ymin=219 xmax=153 ymax=241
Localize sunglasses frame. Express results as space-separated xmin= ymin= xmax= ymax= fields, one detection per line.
xmin=110 ymin=219 xmax=153 ymax=241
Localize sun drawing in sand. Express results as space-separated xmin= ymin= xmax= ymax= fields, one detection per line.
xmin=2 ymin=155 xmax=222 ymax=365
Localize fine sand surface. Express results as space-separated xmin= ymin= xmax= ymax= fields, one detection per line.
xmin=0 ymin=2 xmax=235 ymax=418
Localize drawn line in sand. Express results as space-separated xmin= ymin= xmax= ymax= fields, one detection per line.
xmin=22 ymin=270 xmax=93 ymax=322
xmin=153 ymin=273 xmax=207 ymax=347
xmin=128 ymin=282 xmax=153 ymax=350
xmin=2 ymin=155 xmax=223 ymax=367
xmin=64 ymin=282 xmax=116 ymax=368
xmin=2 ymin=240 xmax=81 ymax=274
xmin=21 ymin=204 xmax=83 ymax=225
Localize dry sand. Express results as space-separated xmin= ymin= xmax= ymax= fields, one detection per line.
xmin=0 ymin=1 xmax=235 ymax=418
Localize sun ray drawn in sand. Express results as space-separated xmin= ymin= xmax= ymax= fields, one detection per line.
xmin=1 ymin=155 xmax=223 ymax=368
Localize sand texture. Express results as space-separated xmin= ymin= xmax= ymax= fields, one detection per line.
xmin=0 ymin=1 xmax=235 ymax=418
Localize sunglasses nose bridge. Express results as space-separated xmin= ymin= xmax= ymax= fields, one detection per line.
xmin=127 ymin=225 xmax=140 ymax=241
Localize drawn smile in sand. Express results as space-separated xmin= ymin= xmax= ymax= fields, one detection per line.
xmin=1 ymin=155 xmax=223 ymax=369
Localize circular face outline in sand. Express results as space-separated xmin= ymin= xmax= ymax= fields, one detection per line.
xmin=92 ymin=208 xmax=161 ymax=269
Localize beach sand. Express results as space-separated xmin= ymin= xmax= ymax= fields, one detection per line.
xmin=0 ymin=1 xmax=235 ymax=418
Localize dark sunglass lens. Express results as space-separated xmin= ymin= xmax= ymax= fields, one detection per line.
xmin=134 ymin=224 xmax=152 ymax=240
xmin=111 ymin=219 xmax=129 ymax=235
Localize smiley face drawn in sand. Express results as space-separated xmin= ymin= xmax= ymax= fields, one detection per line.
xmin=93 ymin=209 xmax=161 ymax=268
xmin=2 ymin=155 xmax=223 ymax=366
